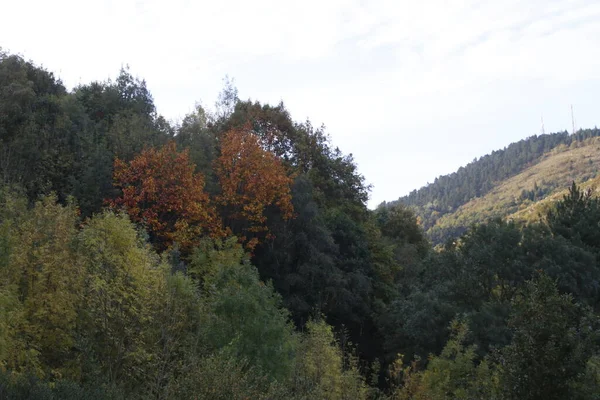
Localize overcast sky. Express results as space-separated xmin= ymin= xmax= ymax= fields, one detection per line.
xmin=2 ymin=0 xmax=599 ymax=207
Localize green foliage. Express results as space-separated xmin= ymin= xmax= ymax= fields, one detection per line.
xmin=382 ymin=198 xmax=600 ymax=366
xmin=172 ymin=352 xmax=286 ymax=400
xmin=0 ymin=53 xmax=74 ymax=201
xmin=521 ymin=223 xmax=600 ymax=307
xmin=77 ymin=211 xmax=166 ymax=390
xmin=147 ymin=270 xmax=203 ymax=399
xmin=174 ymin=104 xmax=219 ymax=192
xmin=496 ymin=273 xmax=599 ymax=400
xmin=547 ymin=181 xmax=600 ymax=254
xmin=253 ymin=172 xmax=390 ymax=363
xmin=290 ymin=319 xmax=368 ymax=400
xmin=392 ymin=320 xmax=496 ymax=400
xmin=392 ymin=273 xmax=600 ymax=400
xmin=454 ymin=219 xmax=531 ymax=304
xmin=191 ymin=238 xmax=297 ymax=381
xmin=0 ymin=369 xmax=126 ymax=400
xmin=375 ymin=203 xmax=429 ymax=261
xmin=253 ymin=175 xmax=340 ymax=325
xmin=571 ymin=355 xmax=600 ymax=400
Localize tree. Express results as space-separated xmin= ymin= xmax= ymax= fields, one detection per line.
xmin=0 ymin=194 xmax=81 ymax=378
xmin=109 ymin=141 xmax=221 ymax=253
xmin=547 ymin=182 xmax=600 ymax=255
xmin=221 ymin=100 xmax=298 ymax=162
xmin=175 ymin=104 xmax=219 ymax=193
xmin=77 ymin=211 xmax=166 ymax=391
xmin=521 ymin=223 xmax=600 ymax=307
xmin=290 ymin=318 xmax=368 ymax=400
xmin=147 ymin=270 xmax=203 ymax=399
xmin=214 ymin=75 xmax=239 ymax=121
xmin=496 ymin=273 xmax=599 ymax=400
xmin=374 ymin=203 xmax=429 ymax=274
xmin=455 ymin=219 xmax=530 ymax=305
xmin=172 ymin=352 xmax=284 ymax=400
xmin=190 ymin=238 xmax=297 ymax=380
xmin=222 ymin=103 xmax=370 ymax=219
xmin=75 ymin=66 xmax=156 ymax=129
xmin=0 ymin=53 xmax=79 ymax=202
xmin=215 ymin=127 xmax=294 ymax=250
xmin=392 ymin=320 xmax=496 ymax=400
xmin=252 ymin=175 xmax=343 ymax=326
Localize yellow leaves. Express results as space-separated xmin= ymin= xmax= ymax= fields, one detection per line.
xmin=0 ymin=194 xmax=81 ymax=377
xmin=292 ymin=319 xmax=368 ymax=400
xmin=78 ymin=211 xmax=167 ymax=384
xmin=0 ymin=286 xmax=26 ymax=373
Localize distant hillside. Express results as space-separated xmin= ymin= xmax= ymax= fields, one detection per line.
xmin=387 ymin=128 xmax=600 ymax=244
xmin=508 ymin=175 xmax=600 ymax=222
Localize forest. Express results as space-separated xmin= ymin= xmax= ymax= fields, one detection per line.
xmin=1 ymin=50 xmax=600 ymax=399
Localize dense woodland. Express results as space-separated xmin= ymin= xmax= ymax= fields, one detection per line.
xmin=390 ymin=127 xmax=600 ymax=243
xmin=1 ymin=50 xmax=600 ymax=399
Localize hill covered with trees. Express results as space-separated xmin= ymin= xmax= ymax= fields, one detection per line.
xmin=1 ymin=50 xmax=600 ymax=399
xmin=388 ymin=127 xmax=600 ymax=244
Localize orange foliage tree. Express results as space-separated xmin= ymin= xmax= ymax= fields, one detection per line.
xmin=215 ymin=127 xmax=295 ymax=250
xmin=109 ymin=141 xmax=222 ymax=253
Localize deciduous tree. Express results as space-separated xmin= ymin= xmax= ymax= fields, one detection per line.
xmin=215 ymin=127 xmax=294 ymax=250
xmin=110 ymin=142 xmax=221 ymax=253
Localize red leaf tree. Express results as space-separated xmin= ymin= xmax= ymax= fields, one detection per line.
xmin=215 ymin=127 xmax=294 ymax=250
xmin=109 ymin=141 xmax=222 ymax=253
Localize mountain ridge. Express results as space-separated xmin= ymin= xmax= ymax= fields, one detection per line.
xmin=387 ymin=127 xmax=600 ymax=244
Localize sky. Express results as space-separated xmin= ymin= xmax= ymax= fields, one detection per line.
xmin=2 ymin=0 xmax=599 ymax=208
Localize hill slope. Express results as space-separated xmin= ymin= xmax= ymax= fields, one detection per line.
xmin=388 ymin=128 xmax=600 ymax=244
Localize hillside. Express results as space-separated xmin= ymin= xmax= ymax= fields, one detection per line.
xmin=389 ymin=129 xmax=600 ymax=244
xmin=509 ymin=171 xmax=600 ymax=223
xmin=427 ymin=138 xmax=600 ymax=243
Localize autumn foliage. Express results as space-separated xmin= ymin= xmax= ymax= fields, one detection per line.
xmin=215 ymin=127 xmax=294 ymax=249
xmin=109 ymin=132 xmax=294 ymax=253
xmin=109 ymin=141 xmax=221 ymax=252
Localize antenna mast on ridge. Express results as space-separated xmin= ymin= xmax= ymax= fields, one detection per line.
xmin=571 ymin=104 xmax=576 ymax=134
xmin=541 ymin=115 xmax=545 ymax=135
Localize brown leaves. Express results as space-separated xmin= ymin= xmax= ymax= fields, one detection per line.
xmin=109 ymin=141 xmax=222 ymax=253
xmin=109 ymin=127 xmax=295 ymax=254
xmin=215 ymin=127 xmax=294 ymax=250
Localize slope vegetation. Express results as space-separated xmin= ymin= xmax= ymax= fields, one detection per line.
xmin=427 ymin=137 xmax=600 ymax=243
xmin=389 ymin=129 xmax=600 ymax=244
